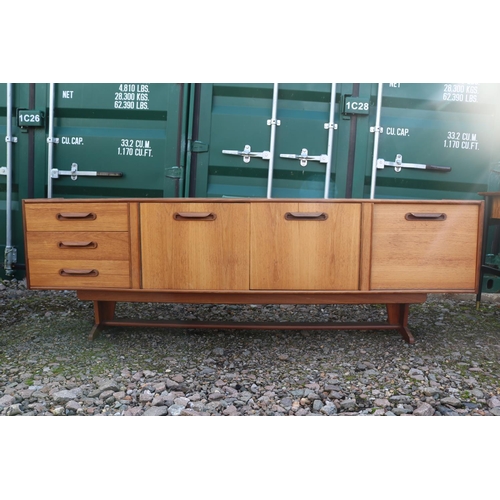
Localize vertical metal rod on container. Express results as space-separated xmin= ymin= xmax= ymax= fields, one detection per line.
xmin=324 ymin=83 xmax=337 ymax=199
xmin=369 ymin=83 xmax=384 ymax=199
xmin=266 ymin=83 xmax=279 ymax=199
xmin=4 ymin=84 xmax=15 ymax=275
xmin=47 ymin=83 xmax=56 ymax=198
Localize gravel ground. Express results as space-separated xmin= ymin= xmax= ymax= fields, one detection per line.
xmin=1 ymin=278 xmax=499 ymax=417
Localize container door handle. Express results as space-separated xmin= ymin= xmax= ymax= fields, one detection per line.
xmin=222 ymin=144 xmax=271 ymax=164
xmin=377 ymin=154 xmax=452 ymax=173
xmin=280 ymin=148 xmax=329 ymax=167
xmin=405 ymin=212 xmax=447 ymax=221
xmin=284 ymin=212 xmax=328 ymax=221
xmin=173 ymin=212 xmax=217 ymax=221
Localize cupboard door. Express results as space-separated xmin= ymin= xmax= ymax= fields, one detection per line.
xmin=250 ymin=203 xmax=361 ymax=290
xmin=370 ymin=203 xmax=480 ymax=290
xmin=140 ymin=203 xmax=250 ymax=290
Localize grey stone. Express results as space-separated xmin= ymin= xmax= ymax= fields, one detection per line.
xmin=66 ymin=400 xmax=82 ymax=412
xmin=436 ymin=405 xmax=459 ymax=416
xmin=471 ymin=389 xmax=484 ymax=398
xmin=488 ymin=397 xmax=500 ymax=408
xmin=53 ymin=389 xmax=82 ymax=403
xmin=174 ymin=397 xmax=189 ymax=407
xmin=0 ymin=395 xmax=15 ymax=407
xmin=389 ymin=395 xmax=411 ymax=404
xmin=422 ymin=387 xmax=440 ymax=397
xmin=208 ymin=392 xmax=225 ymax=401
xmin=168 ymin=404 xmax=184 ymax=416
xmin=341 ymin=399 xmax=357 ymax=410
xmin=441 ymin=396 xmax=462 ymax=407
xmin=413 ymin=403 xmax=435 ymax=416
xmin=139 ymin=391 xmax=154 ymax=403
xmin=143 ymin=406 xmax=168 ymax=416
xmin=312 ymin=400 xmax=324 ymax=412
xmin=320 ymin=404 xmax=337 ymax=416
xmin=6 ymin=404 xmax=23 ymax=416
xmin=181 ymin=409 xmax=202 ymax=416
xmin=98 ymin=381 xmax=120 ymax=393
xmin=99 ymin=390 xmax=114 ymax=400
xmin=223 ymin=405 xmax=238 ymax=416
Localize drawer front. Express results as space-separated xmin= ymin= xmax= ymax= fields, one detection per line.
xmin=26 ymin=232 xmax=130 ymax=260
xmin=371 ymin=203 xmax=480 ymax=290
xmin=24 ymin=203 xmax=129 ymax=232
xmin=250 ymin=202 xmax=361 ymax=290
xmin=141 ymin=202 xmax=250 ymax=290
xmin=28 ymin=260 xmax=130 ymax=289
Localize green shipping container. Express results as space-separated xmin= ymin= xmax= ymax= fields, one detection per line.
xmin=1 ymin=82 xmax=500 ymax=281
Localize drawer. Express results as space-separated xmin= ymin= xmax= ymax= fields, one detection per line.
xmin=371 ymin=203 xmax=480 ymax=290
xmin=27 ymin=260 xmax=131 ymax=289
xmin=24 ymin=202 xmax=129 ymax=232
xmin=26 ymin=232 xmax=130 ymax=260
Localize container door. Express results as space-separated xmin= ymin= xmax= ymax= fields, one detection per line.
xmin=46 ymin=83 xmax=188 ymax=199
xmin=363 ymin=83 xmax=500 ymax=200
xmin=0 ymin=83 xmax=42 ymax=279
xmin=187 ymin=83 xmax=355 ymax=199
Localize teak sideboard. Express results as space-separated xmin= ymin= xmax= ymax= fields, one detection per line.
xmin=22 ymin=198 xmax=484 ymax=343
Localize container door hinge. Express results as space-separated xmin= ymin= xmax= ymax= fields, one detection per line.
xmin=5 ymin=136 xmax=18 ymax=143
xmin=377 ymin=154 xmax=452 ymax=173
xmin=190 ymin=140 xmax=209 ymax=153
xmin=280 ymin=148 xmax=329 ymax=168
xmin=222 ymin=144 xmax=271 ymax=163
xmin=0 ymin=166 xmax=6 ymax=176
xmin=370 ymin=125 xmax=383 ymax=133
xmin=51 ymin=163 xmax=124 ymax=180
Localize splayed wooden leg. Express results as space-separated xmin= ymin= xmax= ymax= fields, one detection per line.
xmin=89 ymin=301 xmax=116 ymax=340
xmin=386 ymin=303 xmax=414 ymax=344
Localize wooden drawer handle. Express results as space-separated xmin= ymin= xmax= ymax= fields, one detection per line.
xmin=56 ymin=212 xmax=97 ymax=221
xmin=173 ymin=212 xmax=217 ymax=221
xmin=284 ymin=212 xmax=328 ymax=221
xmin=405 ymin=212 xmax=447 ymax=221
xmin=59 ymin=269 xmax=99 ymax=277
xmin=58 ymin=241 xmax=98 ymax=249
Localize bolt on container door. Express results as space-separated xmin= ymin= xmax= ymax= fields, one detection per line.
xmin=47 ymin=83 xmax=187 ymax=199
xmin=365 ymin=83 xmax=500 ymax=200
xmin=188 ymin=83 xmax=351 ymax=199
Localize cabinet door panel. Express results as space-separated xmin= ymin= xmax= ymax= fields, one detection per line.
xmin=141 ymin=203 xmax=250 ymax=290
xmin=250 ymin=203 xmax=361 ymax=290
xmin=371 ymin=203 xmax=479 ymax=290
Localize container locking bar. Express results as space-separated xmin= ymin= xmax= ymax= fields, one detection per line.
xmin=51 ymin=163 xmax=124 ymax=180
xmin=280 ymin=148 xmax=329 ymax=168
xmin=222 ymin=144 xmax=271 ymax=164
xmin=377 ymin=154 xmax=451 ymax=173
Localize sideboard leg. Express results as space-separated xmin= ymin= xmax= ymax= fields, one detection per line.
xmin=89 ymin=301 xmax=116 ymax=341
xmin=386 ymin=303 xmax=415 ymax=344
